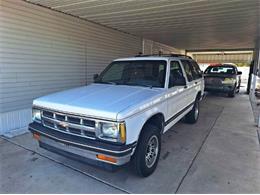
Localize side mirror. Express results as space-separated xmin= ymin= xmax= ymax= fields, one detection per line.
xmin=237 ymin=71 xmax=242 ymax=75
xmin=93 ymin=74 xmax=99 ymax=81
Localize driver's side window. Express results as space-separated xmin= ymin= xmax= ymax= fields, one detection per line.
xmin=169 ymin=61 xmax=186 ymax=88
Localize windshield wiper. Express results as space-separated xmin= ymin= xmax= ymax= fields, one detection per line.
xmin=95 ymin=81 xmax=118 ymax=85
xmin=123 ymin=82 xmax=153 ymax=89
xmin=138 ymin=84 xmax=153 ymax=88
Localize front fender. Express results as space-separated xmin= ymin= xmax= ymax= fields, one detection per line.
xmin=123 ymin=102 xmax=167 ymax=144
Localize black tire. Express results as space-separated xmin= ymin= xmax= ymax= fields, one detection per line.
xmin=228 ymin=87 xmax=236 ymax=97
xmin=185 ymin=97 xmax=200 ymax=124
xmin=236 ymin=84 xmax=240 ymax=93
xmin=132 ymin=124 xmax=161 ymax=177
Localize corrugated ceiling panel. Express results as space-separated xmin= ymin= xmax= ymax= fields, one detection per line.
xmin=27 ymin=0 xmax=260 ymax=50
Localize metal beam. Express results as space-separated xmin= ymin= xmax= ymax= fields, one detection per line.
xmin=186 ymin=48 xmax=254 ymax=52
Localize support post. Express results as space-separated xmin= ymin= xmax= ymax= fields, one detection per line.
xmin=249 ymin=37 xmax=260 ymax=126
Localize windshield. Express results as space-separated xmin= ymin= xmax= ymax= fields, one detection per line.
xmin=95 ymin=60 xmax=167 ymax=88
xmin=204 ymin=65 xmax=236 ymax=75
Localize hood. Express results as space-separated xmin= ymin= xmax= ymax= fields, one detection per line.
xmin=33 ymin=84 xmax=164 ymax=120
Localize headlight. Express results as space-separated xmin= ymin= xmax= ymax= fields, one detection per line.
xmin=222 ymin=78 xmax=235 ymax=84
xmin=97 ymin=122 xmax=126 ymax=143
xmin=101 ymin=123 xmax=119 ymax=138
xmin=32 ymin=108 xmax=41 ymax=123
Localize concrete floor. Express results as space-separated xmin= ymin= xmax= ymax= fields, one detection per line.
xmin=1 ymin=92 xmax=260 ymax=193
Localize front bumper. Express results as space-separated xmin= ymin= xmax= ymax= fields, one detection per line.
xmin=29 ymin=122 xmax=136 ymax=166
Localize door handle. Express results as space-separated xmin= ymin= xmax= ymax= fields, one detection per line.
xmin=195 ymin=81 xmax=198 ymax=84
xmin=184 ymin=85 xmax=188 ymax=89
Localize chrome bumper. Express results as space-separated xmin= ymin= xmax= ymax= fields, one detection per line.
xmin=29 ymin=122 xmax=136 ymax=166
xmin=39 ymin=136 xmax=132 ymax=165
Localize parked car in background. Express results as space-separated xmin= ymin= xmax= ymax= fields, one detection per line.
xmin=29 ymin=54 xmax=204 ymax=177
xmin=204 ymin=64 xmax=242 ymax=97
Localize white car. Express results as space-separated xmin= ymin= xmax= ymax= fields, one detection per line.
xmin=29 ymin=54 xmax=204 ymax=177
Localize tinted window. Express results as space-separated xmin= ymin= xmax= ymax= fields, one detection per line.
xmin=169 ymin=61 xmax=185 ymax=88
xmin=97 ymin=60 xmax=167 ymax=88
xmin=204 ymin=66 xmax=236 ymax=75
xmin=101 ymin=62 xmax=124 ymax=81
xmin=190 ymin=61 xmax=202 ymax=79
xmin=181 ymin=60 xmax=193 ymax=82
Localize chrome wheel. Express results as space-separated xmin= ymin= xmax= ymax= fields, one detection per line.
xmin=145 ymin=135 xmax=159 ymax=168
xmin=194 ymin=101 xmax=199 ymax=120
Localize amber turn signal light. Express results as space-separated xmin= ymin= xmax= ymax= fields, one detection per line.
xmin=119 ymin=123 xmax=126 ymax=144
xmin=33 ymin=133 xmax=40 ymax=140
xmin=96 ymin=154 xmax=117 ymax=164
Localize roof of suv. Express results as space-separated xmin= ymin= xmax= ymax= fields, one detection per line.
xmin=114 ymin=54 xmax=193 ymax=62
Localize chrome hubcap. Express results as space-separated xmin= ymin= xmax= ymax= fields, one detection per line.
xmin=145 ymin=135 xmax=159 ymax=168
xmin=194 ymin=102 xmax=199 ymax=120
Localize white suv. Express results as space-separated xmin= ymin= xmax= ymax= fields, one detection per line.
xmin=29 ymin=54 xmax=204 ymax=177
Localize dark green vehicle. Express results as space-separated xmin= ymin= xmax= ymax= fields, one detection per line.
xmin=204 ymin=64 xmax=242 ymax=97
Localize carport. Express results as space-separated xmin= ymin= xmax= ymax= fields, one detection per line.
xmin=1 ymin=0 xmax=260 ymax=193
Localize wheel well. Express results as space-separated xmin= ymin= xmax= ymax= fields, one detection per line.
xmin=197 ymin=91 xmax=202 ymax=100
xmin=142 ymin=113 xmax=165 ymax=135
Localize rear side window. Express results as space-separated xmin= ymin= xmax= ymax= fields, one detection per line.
xmin=190 ymin=61 xmax=202 ymax=79
xmin=181 ymin=60 xmax=193 ymax=82
xmin=169 ymin=61 xmax=185 ymax=88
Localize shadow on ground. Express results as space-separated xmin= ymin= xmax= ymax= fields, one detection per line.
xmin=1 ymin=100 xmax=223 ymax=193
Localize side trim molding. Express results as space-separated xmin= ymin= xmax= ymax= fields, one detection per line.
xmin=165 ymin=101 xmax=194 ymax=126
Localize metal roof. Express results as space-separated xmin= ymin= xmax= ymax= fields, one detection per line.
xmin=27 ymin=0 xmax=260 ymax=50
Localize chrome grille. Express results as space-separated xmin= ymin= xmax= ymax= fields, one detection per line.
xmin=41 ymin=110 xmax=96 ymax=139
